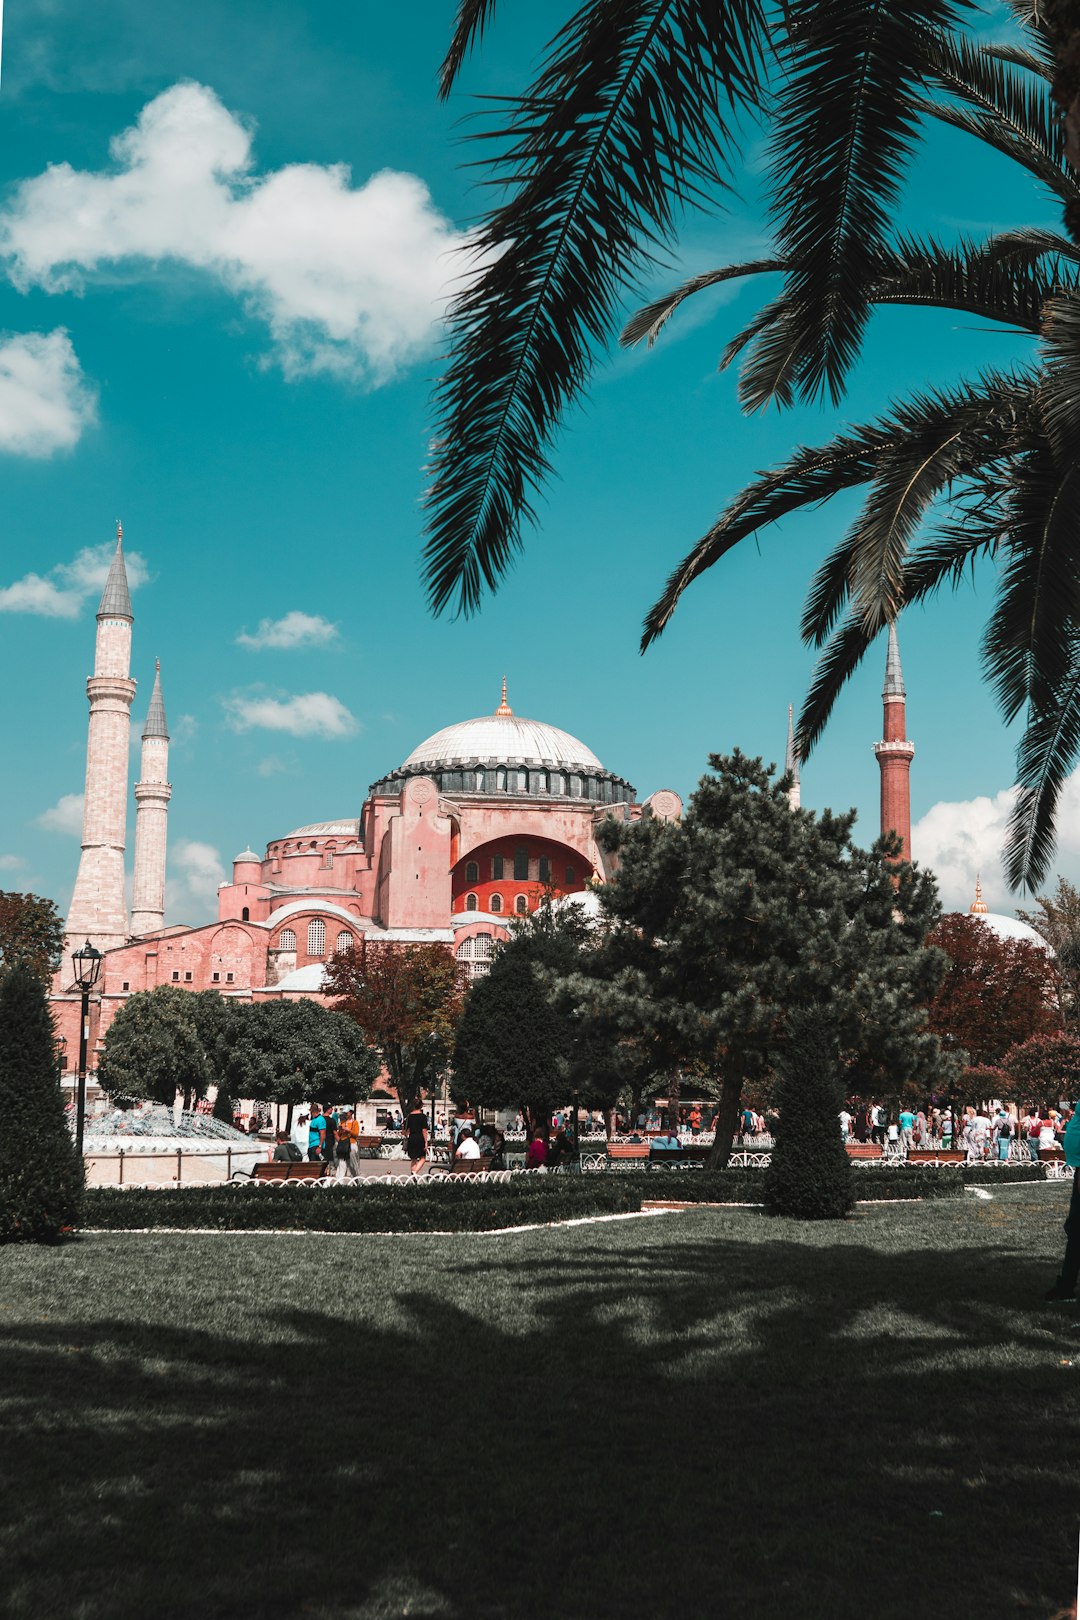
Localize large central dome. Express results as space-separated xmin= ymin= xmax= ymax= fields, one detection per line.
xmin=370 ymin=682 xmax=635 ymax=804
xmin=402 ymin=712 xmax=601 ymax=773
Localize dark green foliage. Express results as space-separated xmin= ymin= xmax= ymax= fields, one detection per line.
xmin=453 ymin=903 xmax=626 ymax=1131
xmin=616 ymin=1167 xmax=966 ymax=1202
xmin=221 ymin=999 xmax=380 ymax=1105
xmin=571 ymin=752 xmax=951 ymax=1164
xmin=97 ymin=990 xmax=379 ymax=1110
xmin=0 ymin=890 xmax=65 ymax=986
xmin=764 ymin=1014 xmax=855 ymax=1219
xmin=83 ymin=1176 xmax=641 ymax=1232
xmin=0 ymin=964 xmax=83 ymax=1242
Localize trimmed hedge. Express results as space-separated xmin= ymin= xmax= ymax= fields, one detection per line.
xmin=82 ymin=1176 xmax=643 ymax=1233
xmin=624 ymin=1166 xmax=967 ymax=1204
xmin=961 ymin=1161 xmax=1050 ymax=1185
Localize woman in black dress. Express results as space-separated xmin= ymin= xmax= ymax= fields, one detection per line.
xmin=406 ymin=1104 xmax=428 ymax=1174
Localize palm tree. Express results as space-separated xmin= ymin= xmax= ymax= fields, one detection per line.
xmin=636 ymin=19 xmax=1080 ymax=890
xmin=425 ymin=0 xmax=977 ymax=616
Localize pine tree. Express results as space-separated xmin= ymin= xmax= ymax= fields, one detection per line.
xmin=0 ymin=963 xmax=84 ymax=1242
xmin=764 ymin=1012 xmax=853 ymax=1221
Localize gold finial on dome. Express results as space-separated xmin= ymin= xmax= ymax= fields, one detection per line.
xmin=970 ymin=875 xmax=988 ymax=915
xmin=494 ymin=677 xmax=513 ymax=717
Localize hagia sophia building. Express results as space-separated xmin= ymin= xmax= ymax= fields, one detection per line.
xmin=50 ymin=531 xmax=1039 ymax=1068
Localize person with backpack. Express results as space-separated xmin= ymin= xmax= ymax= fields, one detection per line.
xmin=334 ymin=1120 xmax=354 ymax=1182
xmin=1045 ymin=1104 xmax=1080 ymax=1302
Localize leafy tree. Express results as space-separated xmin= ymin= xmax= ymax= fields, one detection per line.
xmin=453 ymin=903 xmax=626 ymax=1136
xmin=222 ymin=1000 xmax=379 ymax=1112
xmin=566 ymin=751 xmax=950 ymax=1167
xmin=323 ymin=942 xmax=468 ymax=1117
xmin=97 ymin=986 xmax=210 ymax=1109
xmin=1017 ymin=876 xmax=1080 ymax=1025
xmin=763 ymin=1012 xmax=853 ymax=1220
xmin=0 ymin=963 xmax=83 ymax=1242
xmin=926 ymin=914 xmax=1059 ymax=1067
xmin=0 ymin=891 xmax=65 ymax=986
xmin=960 ymin=1063 xmax=1011 ymax=1104
xmin=1003 ymin=1029 xmax=1080 ymax=1103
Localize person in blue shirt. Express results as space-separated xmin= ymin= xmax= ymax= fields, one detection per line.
xmin=898 ymin=1108 xmax=915 ymax=1153
xmin=1046 ymin=1105 xmax=1080 ymax=1302
xmin=307 ymin=1105 xmax=327 ymax=1162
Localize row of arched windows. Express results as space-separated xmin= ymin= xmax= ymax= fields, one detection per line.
xmin=275 ymin=923 xmax=354 ymax=957
xmin=463 ymin=852 xmax=574 ymax=886
xmin=464 ymin=893 xmax=529 ymax=915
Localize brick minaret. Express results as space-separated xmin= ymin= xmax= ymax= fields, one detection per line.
xmin=873 ymin=621 xmax=915 ymax=859
xmin=130 ymin=660 xmax=170 ymax=936
xmin=65 ymin=525 xmax=136 ymax=954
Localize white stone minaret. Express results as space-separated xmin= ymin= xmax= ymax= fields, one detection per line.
xmin=785 ymin=704 xmax=801 ymax=810
xmin=130 ymin=660 xmax=170 ymax=937
xmin=65 ymin=525 xmax=136 ymax=954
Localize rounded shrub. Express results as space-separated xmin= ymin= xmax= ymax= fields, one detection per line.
xmin=764 ymin=1011 xmax=854 ymax=1220
xmin=0 ymin=963 xmax=84 ymax=1242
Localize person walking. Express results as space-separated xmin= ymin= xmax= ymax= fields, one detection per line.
xmin=1024 ymin=1108 xmax=1042 ymax=1163
xmin=992 ymin=1108 xmax=1014 ymax=1162
xmin=1045 ymin=1104 xmax=1080 ymax=1301
xmin=899 ymin=1106 xmax=915 ymax=1155
xmin=307 ymin=1104 xmax=327 ymax=1163
xmin=405 ymin=1101 xmax=428 ymax=1175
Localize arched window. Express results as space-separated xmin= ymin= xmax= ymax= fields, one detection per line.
xmin=465 ymin=860 xmax=479 ymax=884
xmin=514 ymin=846 xmax=529 ymax=881
xmin=490 ymin=894 xmax=503 ymax=913
xmin=336 ymin=930 xmax=353 ymax=955
xmin=278 ymin=928 xmax=296 ymax=951
xmin=515 ymin=894 xmax=528 ymax=915
xmin=241 ymin=906 xmax=250 ymax=922
xmin=492 ymin=855 xmax=504 ymax=880
xmin=538 ymin=857 xmax=550 ymax=884
xmin=307 ymin=918 xmax=326 ymax=957
xmin=456 ymin=934 xmax=494 ymax=981
xmin=465 ymin=893 xmax=478 ymax=912
xmin=565 ymin=865 xmax=576 ymax=886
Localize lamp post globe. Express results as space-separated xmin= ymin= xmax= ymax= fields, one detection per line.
xmin=71 ymin=940 xmax=103 ymax=1159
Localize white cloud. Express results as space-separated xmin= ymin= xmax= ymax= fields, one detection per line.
xmin=0 ymin=329 xmax=96 ymax=456
xmin=165 ymin=838 xmax=227 ymax=920
xmin=914 ymin=767 xmax=1080 ymax=912
xmin=223 ymin=689 xmax=358 ymax=739
xmin=236 ymin=611 xmax=338 ymax=650
xmin=0 ymin=854 xmax=26 ymax=871
xmin=256 ymin=755 xmax=289 ymax=777
xmin=36 ymin=792 xmax=84 ymax=836
xmin=0 ymin=538 xmax=148 ymax=617
xmin=0 ymin=81 xmax=470 ymax=382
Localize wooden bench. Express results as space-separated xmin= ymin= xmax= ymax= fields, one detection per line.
xmin=448 ymin=1155 xmax=492 ymax=1174
xmin=353 ymin=1135 xmax=384 ymax=1159
xmin=845 ymin=1143 xmax=883 ymax=1159
xmin=607 ymin=1143 xmax=651 ymax=1163
xmin=251 ymin=1159 xmax=329 ymax=1182
xmin=907 ymin=1150 xmax=965 ymax=1164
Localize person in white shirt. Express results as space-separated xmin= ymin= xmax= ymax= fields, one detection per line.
xmin=455 ymin=1128 xmax=482 ymax=1161
xmin=838 ymin=1109 xmax=852 ymax=1140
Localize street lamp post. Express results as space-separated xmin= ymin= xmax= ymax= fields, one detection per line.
xmin=71 ymin=940 xmax=103 ymax=1158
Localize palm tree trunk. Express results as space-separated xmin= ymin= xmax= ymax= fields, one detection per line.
xmin=1049 ymin=4 xmax=1080 ymax=239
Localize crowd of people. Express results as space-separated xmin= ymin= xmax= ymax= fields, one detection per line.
xmin=840 ymin=1101 xmax=1076 ymax=1160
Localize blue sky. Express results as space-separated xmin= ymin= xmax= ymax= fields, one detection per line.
xmin=0 ymin=0 xmax=1065 ymax=921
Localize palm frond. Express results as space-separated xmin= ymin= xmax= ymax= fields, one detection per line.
xmin=1039 ymin=290 xmax=1080 ymax=455
xmin=620 ymin=257 xmax=784 ymax=348
xmin=981 ymin=44 xmax=1051 ymax=80
xmin=917 ymin=94 xmax=1080 ymax=204
xmin=797 ymin=616 xmax=877 ymax=758
xmin=765 ymin=0 xmax=967 ymax=405
xmin=983 ymin=448 xmax=1080 ymax=721
xmin=439 ymin=0 xmax=502 ymax=99
xmin=926 ymin=30 xmax=1065 ymax=165
xmin=644 ymin=369 xmax=1032 ymax=650
xmin=976 ymin=226 xmax=1080 ymax=269
xmin=1006 ymin=649 xmax=1080 ymax=889
xmin=870 ymin=232 xmax=1075 ymax=331
xmin=424 ymin=0 xmax=768 ymax=616
xmin=999 ymin=1 xmax=1055 ymax=70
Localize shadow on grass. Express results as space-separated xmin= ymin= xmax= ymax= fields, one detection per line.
xmin=2 ymin=1204 xmax=1080 ymax=1620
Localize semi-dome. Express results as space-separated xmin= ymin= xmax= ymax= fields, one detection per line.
xmin=371 ymin=681 xmax=635 ymax=806
xmin=283 ymin=820 xmax=361 ymax=840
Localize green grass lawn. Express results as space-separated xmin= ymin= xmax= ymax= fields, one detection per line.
xmin=3 ymin=1187 xmax=1079 ymax=1620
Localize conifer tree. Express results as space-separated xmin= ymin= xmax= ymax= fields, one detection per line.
xmin=0 ymin=962 xmax=83 ymax=1242
xmin=764 ymin=1012 xmax=853 ymax=1221
xmin=570 ymin=751 xmax=950 ymax=1166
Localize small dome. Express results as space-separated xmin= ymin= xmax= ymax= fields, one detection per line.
xmin=283 ymin=819 xmax=361 ymax=840
xmin=971 ymin=912 xmax=1051 ymax=951
xmin=274 ymin=963 xmax=329 ymax=992
xmin=234 ymin=848 xmax=261 ymax=863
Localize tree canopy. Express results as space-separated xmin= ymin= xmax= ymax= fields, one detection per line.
xmin=0 ymin=963 xmax=83 ymax=1241
xmin=222 ymin=1000 xmax=379 ymax=1107
xmin=1017 ymin=877 xmax=1080 ymax=1026
xmin=0 ymin=891 xmax=65 ymax=987
xmin=452 ymin=902 xmax=630 ymax=1134
xmin=565 ymin=751 xmax=951 ymax=1164
xmin=925 ymin=914 xmax=1059 ymax=1067
xmin=1003 ymin=1030 xmax=1080 ymax=1103
xmin=323 ymin=941 xmax=468 ymax=1116
xmin=97 ymin=986 xmax=212 ymax=1109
